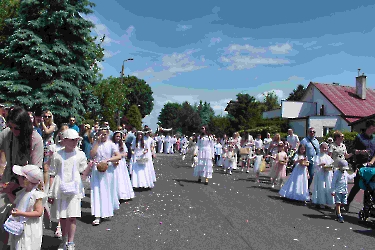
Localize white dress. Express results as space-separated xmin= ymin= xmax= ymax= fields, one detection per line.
xmin=224 ymin=151 xmax=236 ymax=170
xmin=90 ymin=140 xmax=120 ymax=218
xmin=253 ymin=155 xmax=263 ymax=174
xmin=49 ymin=148 xmax=87 ymax=219
xmin=144 ymin=137 xmax=157 ymax=182
xmin=114 ymin=145 xmax=135 ymax=200
xmin=9 ymin=189 xmax=45 ymax=250
xmin=131 ymin=141 xmax=154 ymax=188
xmin=279 ymin=154 xmax=310 ymax=201
xmin=193 ymin=135 xmax=214 ymax=178
xmin=312 ymin=153 xmax=335 ymax=205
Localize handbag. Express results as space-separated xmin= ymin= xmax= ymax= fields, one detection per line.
xmin=96 ymin=161 xmax=108 ymax=172
xmin=239 ymin=148 xmax=250 ymax=155
xmin=3 ymin=189 xmax=35 ymax=235
xmin=59 ymin=151 xmax=78 ymax=196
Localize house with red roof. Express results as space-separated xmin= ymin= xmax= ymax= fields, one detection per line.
xmin=263 ymin=73 xmax=375 ymax=137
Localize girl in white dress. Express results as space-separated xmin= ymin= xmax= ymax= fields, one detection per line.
xmin=48 ymin=129 xmax=87 ymax=250
xmin=131 ymin=131 xmax=154 ymax=188
xmin=312 ymin=142 xmax=335 ymax=208
xmin=112 ymin=131 xmax=135 ymax=201
xmin=224 ymin=145 xmax=236 ymax=175
xmin=144 ymin=129 xmax=157 ymax=183
xmin=88 ymin=127 xmax=122 ymax=226
xmin=250 ymin=148 xmax=264 ymax=182
xmin=6 ymin=164 xmax=44 ymax=250
xmin=193 ymin=126 xmax=214 ymax=184
xmin=279 ymin=144 xmax=310 ymax=202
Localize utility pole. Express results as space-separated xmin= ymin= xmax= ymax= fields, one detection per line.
xmin=118 ymin=58 xmax=134 ymax=126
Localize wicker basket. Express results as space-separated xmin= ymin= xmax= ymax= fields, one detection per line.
xmin=239 ymin=148 xmax=250 ymax=155
xmin=136 ymin=157 xmax=149 ymax=164
xmin=301 ymin=161 xmax=310 ymax=166
xmin=96 ymin=162 xmax=108 ymax=172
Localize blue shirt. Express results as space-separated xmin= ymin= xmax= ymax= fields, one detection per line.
xmin=69 ymin=124 xmax=80 ymax=133
xmin=331 ymin=170 xmax=356 ymax=194
xmin=125 ymin=132 xmax=135 ymax=144
xmin=300 ymin=136 xmax=320 ymax=162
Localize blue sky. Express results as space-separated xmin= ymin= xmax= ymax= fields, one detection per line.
xmin=87 ymin=0 xmax=375 ymax=131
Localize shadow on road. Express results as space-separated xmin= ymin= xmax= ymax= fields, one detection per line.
xmin=248 ymin=185 xmax=279 ymax=193
xmin=267 ymin=195 xmax=307 ymax=207
xmin=173 ymin=178 xmax=203 ymax=187
xmin=353 ymin=229 xmax=375 ymax=238
xmin=42 ymin=234 xmax=60 ymax=249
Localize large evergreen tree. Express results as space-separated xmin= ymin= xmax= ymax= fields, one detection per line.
xmin=0 ymin=0 xmax=103 ymax=121
xmin=126 ymin=104 xmax=142 ymax=130
xmin=158 ymin=102 xmax=181 ymax=129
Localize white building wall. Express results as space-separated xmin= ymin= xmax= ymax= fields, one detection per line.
xmin=308 ymin=116 xmax=350 ymax=137
xmin=281 ymin=101 xmax=316 ymax=118
xmin=312 ymin=87 xmax=341 ymax=116
xmin=289 ymin=119 xmax=307 ymax=138
xmin=262 ymin=109 xmax=281 ymax=119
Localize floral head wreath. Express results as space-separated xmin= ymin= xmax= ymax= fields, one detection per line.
xmin=114 ymin=131 xmax=124 ymax=136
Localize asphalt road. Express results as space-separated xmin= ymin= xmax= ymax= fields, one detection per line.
xmin=42 ymin=153 xmax=375 ymax=250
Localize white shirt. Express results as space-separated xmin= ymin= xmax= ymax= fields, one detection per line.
xmin=263 ymin=138 xmax=272 ymax=149
xmin=254 ymin=139 xmax=263 ymax=149
xmin=287 ymin=134 xmax=300 ymax=150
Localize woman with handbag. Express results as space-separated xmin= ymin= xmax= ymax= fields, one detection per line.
xmin=88 ymin=127 xmax=121 ymax=226
xmin=48 ymin=129 xmax=87 ymax=250
xmin=4 ymin=164 xmax=44 ymax=250
xmin=0 ymin=106 xmax=43 ymax=249
xmin=131 ymin=131 xmax=154 ymax=189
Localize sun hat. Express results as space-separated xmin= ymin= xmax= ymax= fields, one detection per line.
xmin=327 ymin=137 xmax=333 ymax=143
xmin=337 ymin=160 xmax=350 ymax=171
xmin=62 ymin=129 xmax=80 ymax=139
xmin=12 ymin=165 xmax=43 ymax=184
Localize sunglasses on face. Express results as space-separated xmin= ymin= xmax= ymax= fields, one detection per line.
xmin=44 ymin=115 xmax=51 ymax=118
xmin=309 ymin=131 xmax=316 ymax=133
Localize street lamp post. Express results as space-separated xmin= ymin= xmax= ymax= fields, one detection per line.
xmin=121 ymin=58 xmax=133 ymax=84
xmin=118 ymin=58 xmax=134 ymax=126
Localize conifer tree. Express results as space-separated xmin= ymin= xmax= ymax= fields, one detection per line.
xmin=126 ymin=104 xmax=142 ymax=130
xmin=0 ymin=0 xmax=103 ymax=121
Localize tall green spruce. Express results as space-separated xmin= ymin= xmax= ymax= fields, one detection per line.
xmin=0 ymin=0 xmax=103 ymax=122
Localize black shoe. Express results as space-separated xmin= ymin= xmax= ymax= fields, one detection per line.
xmin=204 ymin=181 xmax=208 ymax=185
xmin=344 ymin=204 xmax=350 ymax=213
xmin=198 ymin=178 xmax=201 ymax=183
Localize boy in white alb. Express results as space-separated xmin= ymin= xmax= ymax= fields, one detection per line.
xmin=331 ymin=160 xmax=357 ymax=223
xmin=214 ymin=141 xmax=223 ymax=166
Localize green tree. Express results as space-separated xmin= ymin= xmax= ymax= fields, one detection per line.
xmin=126 ymin=104 xmax=142 ymax=130
xmin=259 ymin=91 xmax=280 ymax=112
xmin=196 ymin=100 xmax=215 ymax=126
xmin=124 ymin=76 xmax=154 ymax=118
xmin=158 ymin=102 xmax=181 ymax=129
xmin=286 ymin=84 xmax=306 ymax=101
xmin=0 ymin=0 xmax=103 ymax=123
xmin=208 ymin=115 xmax=231 ymax=138
xmin=0 ymin=0 xmax=20 ymax=46
xmin=225 ymin=93 xmax=262 ymax=131
xmin=93 ymin=77 xmax=129 ymax=129
xmin=178 ymin=101 xmax=201 ymax=135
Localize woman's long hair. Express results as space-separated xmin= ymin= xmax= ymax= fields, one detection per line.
xmin=112 ymin=132 xmax=124 ymax=152
xmin=7 ymin=106 xmax=33 ymax=156
xmin=135 ymin=132 xmax=145 ymax=148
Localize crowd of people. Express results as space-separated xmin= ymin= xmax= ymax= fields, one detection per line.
xmin=0 ymin=105 xmax=375 ymax=250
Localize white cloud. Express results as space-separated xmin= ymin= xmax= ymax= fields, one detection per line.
xmin=220 ymin=55 xmax=290 ymax=71
xmin=176 ymin=24 xmax=192 ymax=31
xmin=209 ymin=37 xmax=222 ymax=47
xmin=287 ymin=75 xmax=305 ymax=81
xmin=103 ymin=50 xmax=121 ymax=59
xmin=133 ymin=50 xmax=206 ymax=83
xmin=256 ymin=89 xmax=284 ymax=102
xmin=269 ymin=43 xmax=292 ymax=54
xmin=329 ymin=42 xmax=344 ymax=46
xmin=228 ymin=44 xmax=266 ymax=54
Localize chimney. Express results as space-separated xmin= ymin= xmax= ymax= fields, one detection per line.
xmin=356 ymin=69 xmax=367 ymax=100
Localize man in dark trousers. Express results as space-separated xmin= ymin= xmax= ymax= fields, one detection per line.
xmin=346 ymin=119 xmax=375 ymax=212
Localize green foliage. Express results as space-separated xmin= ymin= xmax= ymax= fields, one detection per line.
xmin=179 ymin=101 xmax=201 ymax=135
xmin=259 ymin=91 xmax=280 ymax=111
xmin=93 ymin=76 xmax=129 ymax=129
xmin=225 ymin=93 xmax=262 ymax=131
xmin=126 ymin=104 xmax=142 ymax=130
xmin=158 ymin=102 xmax=181 ymax=129
xmin=0 ymin=0 xmax=103 ymax=122
xmin=123 ymin=76 xmax=154 ymax=118
xmin=195 ymin=100 xmax=214 ymax=126
xmin=286 ymin=84 xmax=306 ymax=101
xmin=208 ymin=116 xmax=232 ymax=138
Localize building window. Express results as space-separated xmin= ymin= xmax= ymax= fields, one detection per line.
xmin=323 ymin=126 xmax=333 ymax=136
xmin=320 ymin=105 xmax=325 ymax=116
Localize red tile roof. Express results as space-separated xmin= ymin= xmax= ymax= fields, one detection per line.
xmin=312 ymin=82 xmax=375 ymax=121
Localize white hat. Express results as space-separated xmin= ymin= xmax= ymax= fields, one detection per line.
xmin=62 ymin=129 xmax=80 ymax=139
xmin=12 ymin=165 xmax=43 ymax=184
xmin=337 ymin=160 xmax=350 ymax=170
xmin=327 ymin=137 xmax=333 ymax=142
